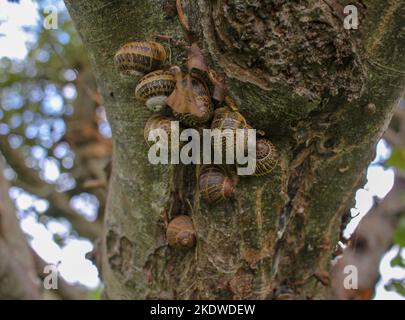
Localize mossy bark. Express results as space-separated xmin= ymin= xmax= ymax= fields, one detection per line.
xmin=64 ymin=0 xmax=405 ymax=299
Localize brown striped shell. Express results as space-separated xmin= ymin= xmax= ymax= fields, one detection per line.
xmin=166 ymin=215 xmax=196 ymax=250
xmin=135 ymin=70 xmax=176 ymax=112
xmin=211 ymin=107 xmax=247 ymax=130
xmin=144 ymin=114 xmax=176 ymax=146
xmin=173 ymin=76 xmax=213 ymax=127
xmin=114 ymin=41 xmax=166 ymax=76
xmin=253 ymin=138 xmax=279 ymax=176
xmin=210 ymin=107 xmax=251 ymax=156
xmin=199 ymin=166 xmax=235 ymax=203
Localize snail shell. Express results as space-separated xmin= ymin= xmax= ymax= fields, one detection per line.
xmin=199 ymin=165 xmax=235 ymax=203
xmin=210 ymin=107 xmax=251 ymax=155
xmin=253 ymin=138 xmax=279 ymax=176
xmin=144 ymin=114 xmax=176 ymax=146
xmin=173 ymin=76 xmax=213 ymax=127
xmin=135 ymin=70 xmax=176 ymax=112
xmin=166 ymin=215 xmax=196 ymax=250
xmin=211 ymin=107 xmax=247 ymax=130
xmin=114 ymin=41 xmax=166 ymax=76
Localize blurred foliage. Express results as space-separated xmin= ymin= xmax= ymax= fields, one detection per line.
xmin=88 ymin=286 xmax=103 ymax=300
xmin=387 ymin=149 xmax=405 ymax=172
xmin=385 ymin=150 xmax=405 ymax=297
xmin=385 ymin=279 xmax=405 ymax=296
xmin=0 ymin=0 xmax=106 ymax=290
xmin=0 ymin=0 xmax=87 ymax=190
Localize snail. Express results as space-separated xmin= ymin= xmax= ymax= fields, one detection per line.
xmin=165 ymin=66 xmax=213 ymax=127
xmin=166 ymin=215 xmax=196 ymax=250
xmin=211 ymin=107 xmax=248 ymax=131
xmin=114 ymin=41 xmax=166 ymax=76
xmin=199 ymin=165 xmax=235 ymax=203
xmin=253 ymin=138 xmax=279 ymax=176
xmin=135 ymin=70 xmax=176 ymax=112
xmin=143 ymin=114 xmax=176 ymax=146
xmin=210 ymin=107 xmax=252 ymax=155
xmin=172 ymin=75 xmax=213 ymax=127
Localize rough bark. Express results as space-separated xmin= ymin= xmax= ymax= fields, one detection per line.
xmin=64 ymin=0 xmax=405 ymax=299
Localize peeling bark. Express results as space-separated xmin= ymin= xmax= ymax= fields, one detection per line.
xmin=64 ymin=0 xmax=405 ymax=299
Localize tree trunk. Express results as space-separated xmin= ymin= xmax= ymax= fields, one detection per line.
xmin=64 ymin=0 xmax=405 ymax=299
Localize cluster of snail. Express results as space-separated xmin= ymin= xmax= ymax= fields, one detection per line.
xmin=114 ymin=39 xmax=278 ymax=250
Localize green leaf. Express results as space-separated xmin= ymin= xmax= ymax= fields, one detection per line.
xmin=387 ymin=148 xmax=405 ymax=171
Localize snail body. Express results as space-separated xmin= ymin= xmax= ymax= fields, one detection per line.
xmin=173 ymin=75 xmax=213 ymax=127
xmin=114 ymin=41 xmax=166 ymax=76
xmin=253 ymin=138 xmax=279 ymax=176
xmin=135 ymin=70 xmax=176 ymax=112
xmin=199 ymin=165 xmax=235 ymax=203
xmin=166 ymin=215 xmax=196 ymax=250
xmin=144 ymin=114 xmax=176 ymax=146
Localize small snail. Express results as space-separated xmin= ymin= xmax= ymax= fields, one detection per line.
xmin=253 ymin=138 xmax=279 ymax=176
xmin=211 ymin=107 xmax=247 ymax=130
xmin=114 ymin=41 xmax=166 ymax=76
xmin=166 ymin=215 xmax=196 ymax=250
xmin=199 ymin=165 xmax=235 ymax=203
xmin=144 ymin=114 xmax=176 ymax=146
xmin=210 ymin=107 xmax=251 ymax=155
xmin=135 ymin=70 xmax=176 ymax=112
xmin=165 ymin=66 xmax=214 ymax=128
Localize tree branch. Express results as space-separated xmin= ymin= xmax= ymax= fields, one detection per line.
xmin=332 ymin=176 xmax=405 ymax=299
xmin=0 ymin=135 xmax=102 ymax=241
xmin=0 ymin=162 xmax=40 ymax=299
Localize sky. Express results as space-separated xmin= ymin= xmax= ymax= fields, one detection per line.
xmin=0 ymin=0 xmax=404 ymax=299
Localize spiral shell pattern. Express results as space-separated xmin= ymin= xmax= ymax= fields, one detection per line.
xmin=135 ymin=70 xmax=176 ymax=112
xmin=114 ymin=41 xmax=166 ymax=76
xmin=144 ymin=114 xmax=175 ymax=147
xmin=166 ymin=215 xmax=196 ymax=250
xmin=199 ymin=165 xmax=235 ymax=203
xmin=210 ymin=107 xmax=250 ymax=156
xmin=253 ymin=138 xmax=279 ymax=176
